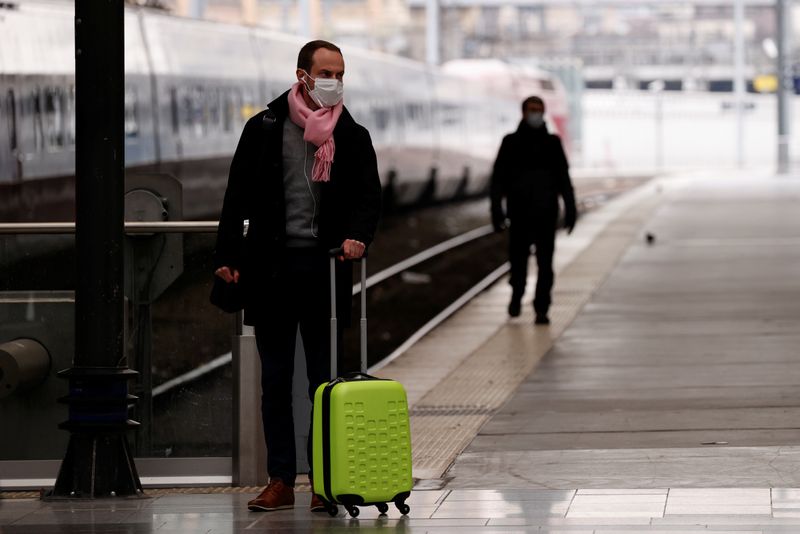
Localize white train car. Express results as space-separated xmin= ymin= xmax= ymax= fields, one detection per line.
xmin=0 ymin=1 xmax=570 ymax=221
xmin=442 ymin=59 xmax=572 ymax=153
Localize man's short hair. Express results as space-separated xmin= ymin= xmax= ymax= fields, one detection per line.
xmin=297 ymin=40 xmax=343 ymax=72
xmin=522 ymin=96 xmax=545 ymax=112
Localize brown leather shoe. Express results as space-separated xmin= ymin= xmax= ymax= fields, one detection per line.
xmin=310 ymin=492 xmax=327 ymax=512
xmin=308 ymin=477 xmax=327 ymax=512
xmin=247 ymin=478 xmax=294 ymax=512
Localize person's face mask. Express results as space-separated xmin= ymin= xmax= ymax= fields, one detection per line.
xmin=526 ymin=112 xmax=545 ymax=129
xmin=302 ymin=70 xmax=343 ymax=108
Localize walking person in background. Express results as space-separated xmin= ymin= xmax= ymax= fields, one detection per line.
xmin=213 ymin=40 xmax=381 ymax=513
xmin=490 ymin=96 xmax=577 ymax=325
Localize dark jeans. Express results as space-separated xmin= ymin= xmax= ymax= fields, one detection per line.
xmin=509 ymin=223 xmax=556 ymax=316
xmin=253 ymin=247 xmax=340 ymax=487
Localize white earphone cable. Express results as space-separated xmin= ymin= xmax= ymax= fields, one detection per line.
xmin=303 ymin=141 xmax=319 ymax=238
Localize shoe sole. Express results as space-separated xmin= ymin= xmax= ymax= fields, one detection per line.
xmin=248 ymin=504 xmax=294 ymax=512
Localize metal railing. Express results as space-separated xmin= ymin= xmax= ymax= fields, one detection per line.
xmin=0 ymin=221 xmax=497 ymax=297
xmin=0 ymin=221 xmax=219 ymax=235
xmin=0 ymin=219 xmax=255 ymax=486
xmin=0 ymin=219 xmax=500 ymax=487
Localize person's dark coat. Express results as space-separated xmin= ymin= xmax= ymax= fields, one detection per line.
xmin=213 ymin=90 xmax=382 ymax=325
xmin=490 ymin=121 xmax=576 ymax=230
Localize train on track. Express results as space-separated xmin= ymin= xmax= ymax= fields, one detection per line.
xmin=0 ymin=0 xmax=570 ymax=221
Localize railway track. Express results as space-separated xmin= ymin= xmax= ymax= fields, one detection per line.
xmin=150 ymin=175 xmax=650 ymax=398
xmin=0 ymin=175 xmax=651 ymax=456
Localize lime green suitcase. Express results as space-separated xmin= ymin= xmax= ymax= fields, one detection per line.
xmin=312 ymin=252 xmax=413 ymax=518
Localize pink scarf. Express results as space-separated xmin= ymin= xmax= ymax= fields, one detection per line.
xmin=287 ymin=82 xmax=343 ymax=183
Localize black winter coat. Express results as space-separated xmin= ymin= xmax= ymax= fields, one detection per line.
xmin=213 ymin=91 xmax=382 ymax=325
xmin=490 ymin=121 xmax=576 ymax=229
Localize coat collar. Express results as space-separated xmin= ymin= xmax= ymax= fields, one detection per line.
xmin=516 ymin=120 xmax=549 ymax=136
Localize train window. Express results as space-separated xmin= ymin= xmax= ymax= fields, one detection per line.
xmin=6 ymin=90 xmax=17 ymax=151
xmin=240 ymin=89 xmax=255 ymax=124
xmin=209 ymin=88 xmax=221 ymax=129
xmin=44 ymin=87 xmax=66 ymax=149
xmin=180 ymin=90 xmax=194 ymax=134
xmin=540 ymin=79 xmax=555 ymax=91
xmin=709 ymin=80 xmax=734 ymax=93
xmin=585 ymin=80 xmax=613 ymax=90
xmin=124 ymin=87 xmax=140 ymax=138
xmin=223 ymin=90 xmax=233 ymax=132
xmin=422 ymin=103 xmax=432 ymax=128
xmin=406 ymin=103 xmax=424 ymax=123
xmin=170 ymin=87 xmax=179 ymax=135
xmin=66 ymin=86 xmax=76 ymax=145
xmin=190 ymin=86 xmax=206 ymax=138
xmin=31 ymin=88 xmax=45 ymax=152
xmin=373 ymin=107 xmax=389 ymax=131
xmin=44 ymin=89 xmax=56 ymax=147
xmin=441 ymin=104 xmax=460 ymax=126
xmin=230 ymin=89 xmax=243 ymax=129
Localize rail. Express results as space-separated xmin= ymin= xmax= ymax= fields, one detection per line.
xmin=0 ymin=221 xmax=496 ymax=297
xmin=0 ymin=220 xmax=505 ymax=487
xmin=0 ymin=219 xmax=500 ymax=395
xmin=355 ymin=224 xmax=494 ymax=295
xmin=0 ymin=221 xmax=219 ymax=235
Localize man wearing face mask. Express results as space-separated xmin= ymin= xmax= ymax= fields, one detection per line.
xmin=213 ymin=40 xmax=381 ymax=512
xmin=490 ymin=96 xmax=577 ymax=325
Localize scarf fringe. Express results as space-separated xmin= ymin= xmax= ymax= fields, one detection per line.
xmin=287 ymin=83 xmax=343 ymax=183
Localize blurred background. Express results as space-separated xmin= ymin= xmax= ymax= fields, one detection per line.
xmin=142 ymin=0 xmax=799 ymax=171
xmin=1 ymin=0 xmax=798 ymax=481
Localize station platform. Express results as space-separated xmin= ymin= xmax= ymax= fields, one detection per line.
xmin=3 ymin=170 xmax=800 ymax=532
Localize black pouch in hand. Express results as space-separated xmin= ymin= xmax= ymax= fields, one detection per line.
xmin=210 ymin=277 xmax=244 ymax=313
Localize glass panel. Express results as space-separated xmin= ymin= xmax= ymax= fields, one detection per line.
xmin=0 ymin=233 xmax=75 ymax=461
xmin=134 ymin=232 xmax=233 ymax=458
xmin=0 ymin=230 xmax=233 ymax=461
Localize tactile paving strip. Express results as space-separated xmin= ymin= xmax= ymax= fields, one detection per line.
xmin=407 ymin=193 xmax=663 ymax=480
xmin=0 ymin=484 xmax=314 ymax=499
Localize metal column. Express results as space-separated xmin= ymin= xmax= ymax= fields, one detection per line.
xmin=299 ymin=0 xmax=311 ymax=37
xmin=426 ymin=0 xmax=441 ymax=65
xmin=777 ymin=0 xmax=792 ymax=173
xmin=733 ymin=0 xmax=746 ymax=168
xmin=47 ymin=0 xmax=142 ymax=499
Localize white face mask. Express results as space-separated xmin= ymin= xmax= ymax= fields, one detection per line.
xmin=302 ymin=71 xmax=344 ymax=108
xmin=526 ymin=112 xmax=545 ymax=129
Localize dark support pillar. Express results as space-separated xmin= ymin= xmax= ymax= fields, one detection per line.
xmin=45 ymin=0 xmax=143 ymax=499
xmin=74 ymin=0 xmax=125 ymax=369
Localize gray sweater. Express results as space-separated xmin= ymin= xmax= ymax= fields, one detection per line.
xmin=282 ymin=119 xmax=321 ymax=247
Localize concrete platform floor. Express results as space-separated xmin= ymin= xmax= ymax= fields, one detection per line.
xmin=4 ymin=171 xmax=800 ymax=532
xmin=7 ymin=487 xmax=800 ymax=532
xmin=446 ymin=170 xmax=800 ymax=490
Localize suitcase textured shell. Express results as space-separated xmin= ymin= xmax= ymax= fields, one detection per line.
xmin=313 ymin=377 xmax=412 ymax=505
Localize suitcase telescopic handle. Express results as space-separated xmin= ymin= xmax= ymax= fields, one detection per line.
xmin=328 ymin=248 xmax=368 ymax=379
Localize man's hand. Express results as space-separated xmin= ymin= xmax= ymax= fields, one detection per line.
xmin=492 ymin=209 xmax=507 ymax=233
xmin=339 ymin=239 xmax=366 ymax=261
xmin=564 ymin=209 xmax=577 ymax=235
xmin=214 ymin=266 xmax=240 ymax=283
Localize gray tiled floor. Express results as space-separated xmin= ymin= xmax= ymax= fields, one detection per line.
xmin=6 ymin=173 xmax=800 ymax=533
xmin=448 ymin=172 xmax=800 ymax=490
xmin=7 ymin=488 xmax=800 ymax=532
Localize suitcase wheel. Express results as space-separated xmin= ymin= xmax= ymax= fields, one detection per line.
xmin=345 ymin=505 xmax=360 ymax=518
xmin=326 ymin=504 xmax=338 ymax=517
xmin=376 ymin=503 xmax=389 ymax=515
xmin=396 ymin=502 xmax=410 ymax=515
